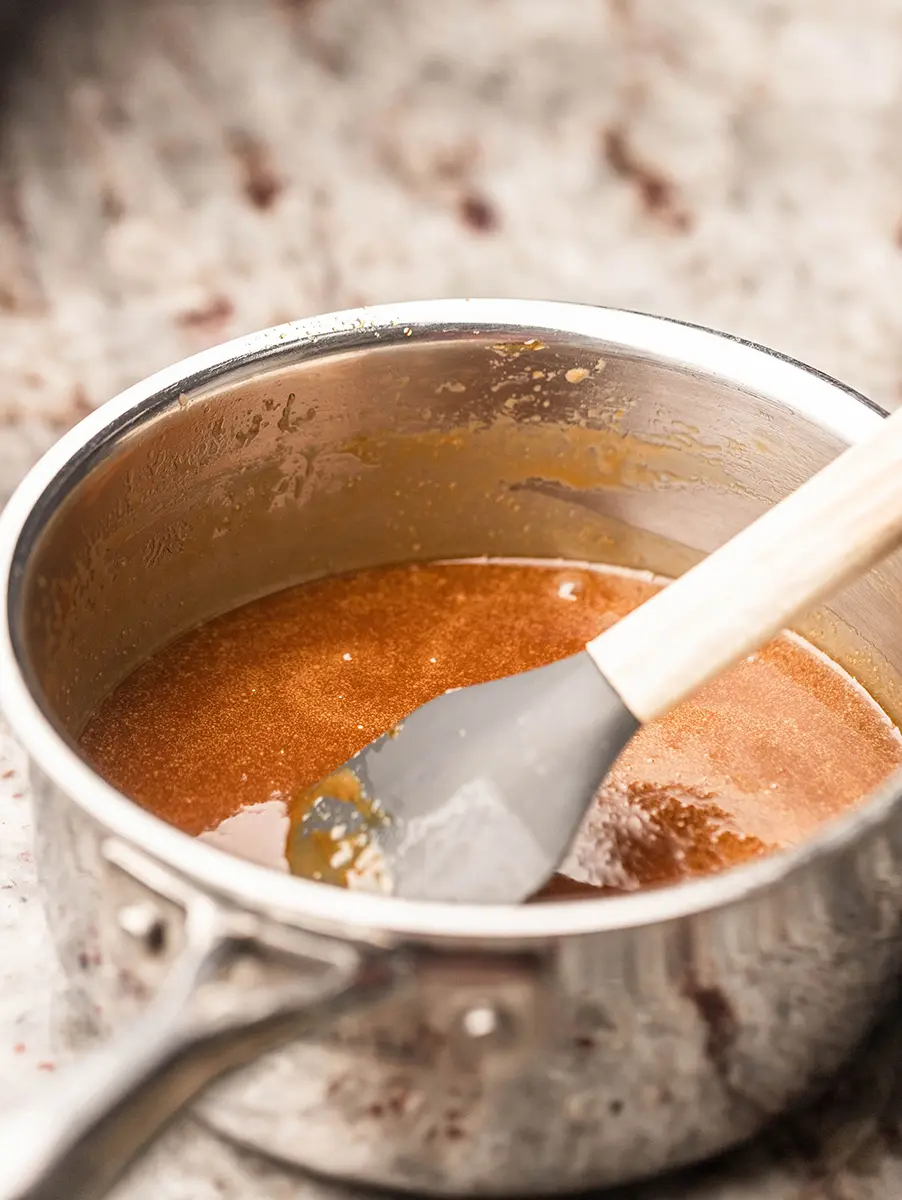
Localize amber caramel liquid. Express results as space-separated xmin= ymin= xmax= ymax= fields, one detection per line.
xmin=80 ymin=560 xmax=902 ymax=898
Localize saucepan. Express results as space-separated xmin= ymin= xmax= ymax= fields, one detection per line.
xmin=2 ymin=300 xmax=902 ymax=1200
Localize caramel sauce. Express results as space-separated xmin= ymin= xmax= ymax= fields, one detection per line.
xmin=79 ymin=561 xmax=902 ymax=899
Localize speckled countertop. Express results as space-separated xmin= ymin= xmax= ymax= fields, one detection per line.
xmin=4 ymin=1 xmax=902 ymax=1196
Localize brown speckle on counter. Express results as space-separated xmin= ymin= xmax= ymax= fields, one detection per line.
xmin=176 ymin=295 xmax=235 ymax=331
xmin=681 ymin=975 xmax=738 ymax=1085
xmin=100 ymin=185 xmax=125 ymax=223
xmin=228 ymin=130 xmax=284 ymax=212
xmin=602 ymin=128 xmax=692 ymax=232
xmin=458 ymin=191 xmax=499 ymax=233
xmin=67 ymin=387 xmax=93 ymax=422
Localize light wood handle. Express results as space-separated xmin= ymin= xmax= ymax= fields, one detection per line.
xmin=587 ymin=405 xmax=902 ymax=724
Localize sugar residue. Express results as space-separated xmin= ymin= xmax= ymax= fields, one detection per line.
xmin=284 ymin=767 xmax=392 ymax=892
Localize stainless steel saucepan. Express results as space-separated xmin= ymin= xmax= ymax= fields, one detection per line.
xmin=2 ymin=300 xmax=902 ymax=1200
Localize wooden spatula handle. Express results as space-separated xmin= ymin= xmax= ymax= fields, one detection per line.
xmin=588 ymin=405 xmax=902 ymax=724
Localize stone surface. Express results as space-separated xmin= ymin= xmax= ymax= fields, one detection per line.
xmin=3 ymin=0 xmax=902 ymax=1196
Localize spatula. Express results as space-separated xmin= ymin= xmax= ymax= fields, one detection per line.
xmin=292 ymin=405 xmax=902 ymax=904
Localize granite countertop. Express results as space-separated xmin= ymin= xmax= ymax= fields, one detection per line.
xmin=3 ymin=1 xmax=902 ymax=1195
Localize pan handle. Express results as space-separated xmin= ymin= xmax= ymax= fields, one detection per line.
xmin=0 ymin=885 xmax=397 ymax=1200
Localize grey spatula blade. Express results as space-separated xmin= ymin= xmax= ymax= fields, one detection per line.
xmin=336 ymin=652 xmax=637 ymax=903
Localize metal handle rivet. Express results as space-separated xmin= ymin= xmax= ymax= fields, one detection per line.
xmin=118 ymin=903 xmax=167 ymax=954
xmin=461 ymin=1005 xmax=502 ymax=1040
